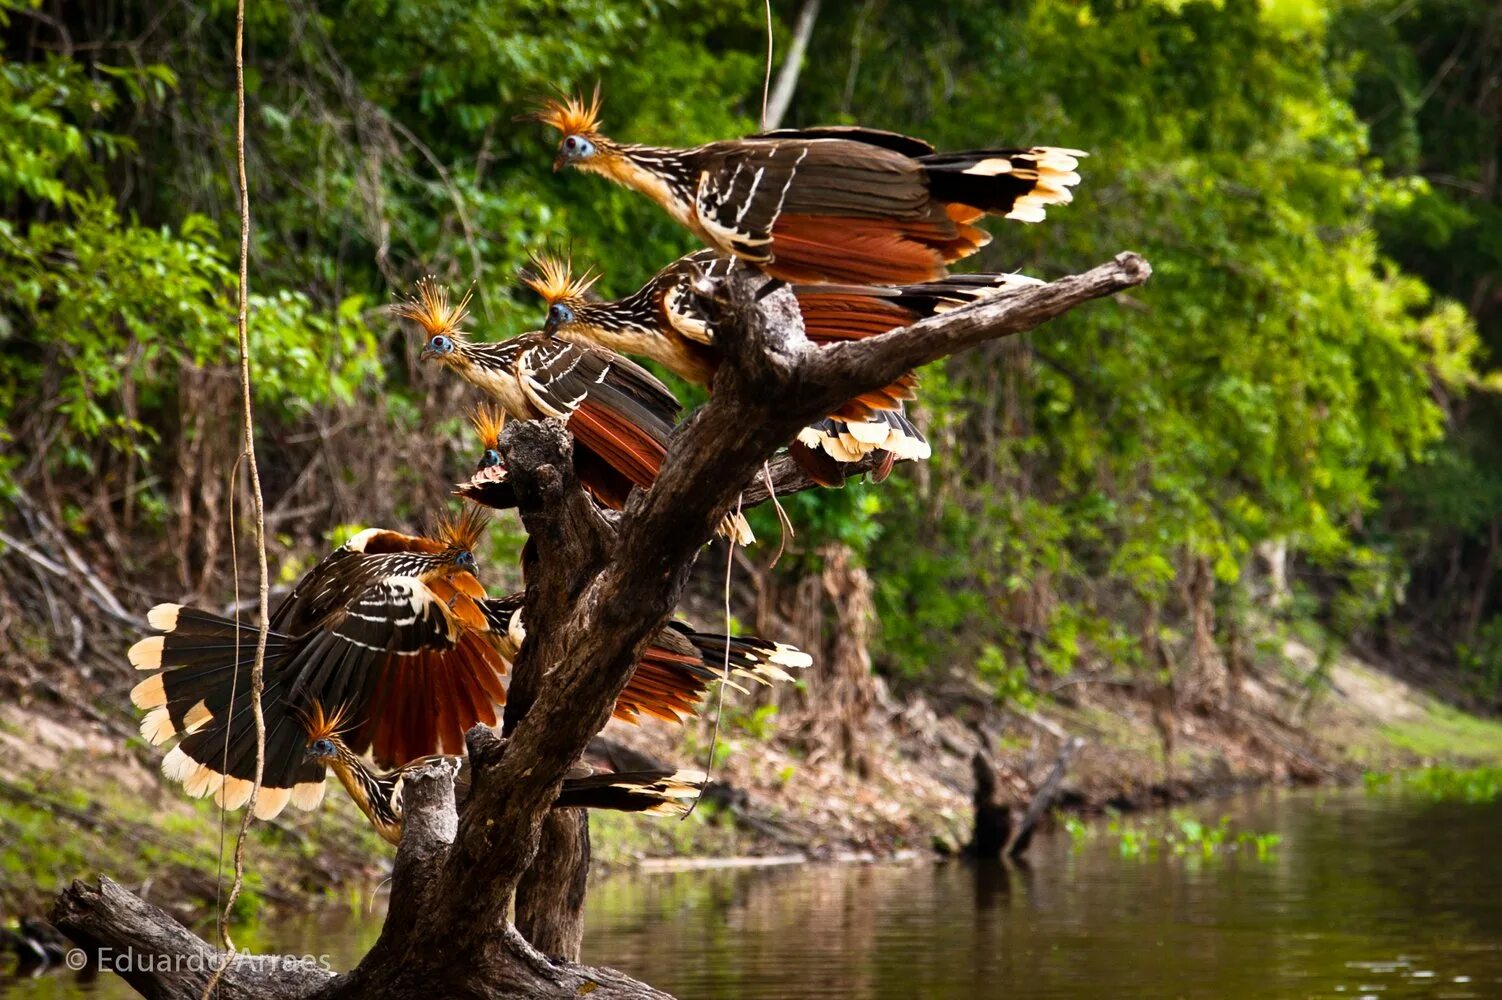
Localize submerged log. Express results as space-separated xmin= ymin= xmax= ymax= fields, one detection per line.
xmin=965 ymin=735 xmax=1085 ymax=861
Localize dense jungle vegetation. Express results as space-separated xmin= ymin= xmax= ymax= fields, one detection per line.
xmin=2 ymin=0 xmax=1500 ymax=714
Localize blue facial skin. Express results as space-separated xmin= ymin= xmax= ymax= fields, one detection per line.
xmin=554 ymin=134 xmax=596 ymax=170
xmin=305 ymin=738 xmax=336 ymax=761
xmin=454 ymin=550 xmax=477 ymax=573
xmin=478 ymin=448 xmax=503 ymax=470
xmin=543 ymin=302 xmax=575 ymax=338
xmin=420 ymin=334 xmax=455 ymax=361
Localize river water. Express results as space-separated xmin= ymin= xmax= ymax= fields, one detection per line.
xmin=6 ymin=786 xmax=1500 ymax=998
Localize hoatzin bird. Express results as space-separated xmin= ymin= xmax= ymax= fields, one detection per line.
xmin=301 ymin=702 xmax=705 ymax=845
xmin=128 ymin=507 xmax=508 ymax=819
xmin=524 ymin=251 xmax=1044 ymax=483
xmin=531 ymin=89 xmax=1084 ymax=284
xmin=399 ymin=277 xmax=754 ymax=544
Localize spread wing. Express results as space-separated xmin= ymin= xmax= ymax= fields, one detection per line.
xmin=289 ymin=574 xmax=508 ymax=767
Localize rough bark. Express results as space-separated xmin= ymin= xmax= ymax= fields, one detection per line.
xmin=52 ymin=878 xmax=335 ymax=1000
xmin=515 ymin=811 xmax=590 ymax=962
xmin=50 ymin=252 xmax=1150 ymax=999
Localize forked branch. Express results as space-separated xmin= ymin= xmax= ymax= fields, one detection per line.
xmin=51 ymin=252 xmax=1150 ymax=1000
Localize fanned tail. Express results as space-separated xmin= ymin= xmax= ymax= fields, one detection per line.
xmin=610 ymin=625 xmax=809 ymax=726
xmin=795 ymin=411 xmax=930 ymax=467
xmin=128 ymin=604 xmax=327 ymax=819
xmin=555 ymin=768 xmax=708 ymax=816
xmin=919 ymin=147 xmax=1085 ymax=224
xmin=679 ymin=626 xmax=812 ymax=686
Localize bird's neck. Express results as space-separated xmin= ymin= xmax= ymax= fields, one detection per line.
xmin=589 ymin=145 xmax=697 ymax=228
xmin=335 ymin=753 xmax=405 ymax=846
xmin=452 ymin=343 xmax=531 ymax=417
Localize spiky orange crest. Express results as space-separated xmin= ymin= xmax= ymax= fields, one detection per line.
xmin=300 ymin=700 xmax=355 ymax=745
xmin=531 ymin=85 xmax=604 ymax=138
xmin=470 ymin=405 xmax=506 ymax=449
xmin=522 ymin=252 xmax=601 ymax=307
xmin=393 ymin=275 xmax=473 ymax=337
xmin=431 ymin=502 xmax=489 ymax=555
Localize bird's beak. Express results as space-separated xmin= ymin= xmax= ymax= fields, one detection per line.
xmin=552 ymin=152 xmax=567 ymax=172
xmin=419 ymin=344 xmax=438 ymax=363
xmin=542 ymin=313 xmax=561 ymax=338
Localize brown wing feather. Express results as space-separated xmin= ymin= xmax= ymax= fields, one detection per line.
xmin=366 ymin=633 xmax=507 ymax=767
xmin=768 ymin=213 xmax=987 ymax=284
xmin=610 ymin=637 xmax=718 ymax=725
xmin=567 ymin=398 xmax=669 ymax=490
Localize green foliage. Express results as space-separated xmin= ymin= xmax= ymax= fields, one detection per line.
xmin=1066 ymin=807 xmax=1281 ymax=861
xmin=0 ymin=43 xmax=378 ymax=500
xmin=1365 ymin=765 xmax=1502 ymax=803
xmin=1456 ymin=617 xmax=1502 ymax=702
xmin=0 ymin=0 xmax=1493 ymax=710
xmin=798 ymin=0 xmax=1483 ymax=688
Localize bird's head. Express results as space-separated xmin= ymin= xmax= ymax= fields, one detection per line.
xmin=453 ymin=406 xmax=516 ymax=510
xmin=306 ymin=737 xmax=338 ymax=762
xmin=395 ymin=276 xmax=473 ymax=368
xmin=471 ymin=405 xmax=507 ymax=465
xmin=300 ymin=701 xmax=355 ymax=763
xmin=530 ymin=87 xmax=611 ymax=173
xmin=522 ymin=252 xmax=601 ymax=339
xmin=431 ymin=503 xmax=488 ymax=579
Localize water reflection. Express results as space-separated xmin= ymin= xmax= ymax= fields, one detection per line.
xmin=582 ymin=790 xmax=1502 ymax=999
xmin=5 ymin=789 xmax=1500 ymax=999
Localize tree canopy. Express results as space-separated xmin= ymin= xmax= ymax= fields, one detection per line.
xmin=1 ymin=0 xmax=1497 ymax=706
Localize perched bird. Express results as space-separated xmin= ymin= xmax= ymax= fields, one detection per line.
xmin=475 ymin=589 xmax=811 ymax=725
xmin=454 ymin=406 xmax=516 ymax=511
xmin=399 ymin=277 xmax=754 ymax=544
xmin=128 ymin=507 xmax=509 ymax=819
xmin=301 ymin=702 xmax=707 ymax=846
xmin=525 ymin=251 xmax=1044 ymax=482
xmin=531 ymin=89 xmax=1084 ymax=284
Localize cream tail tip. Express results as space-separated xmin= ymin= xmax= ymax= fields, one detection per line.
xmin=147 ymin=603 xmax=181 ymax=631
xmin=252 ymin=786 xmax=293 ymax=820
xmin=162 ymin=745 xmax=199 ymax=782
xmin=139 ymin=707 xmax=176 ymax=745
xmin=771 ymin=644 xmax=813 ymax=670
xmin=128 ymin=636 xmax=164 ymax=670
xmin=290 ymin=780 xmax=328 ymax=811
xmin=720 ymin=513 xmax=755 ymax=547
xmin=130 ymin=673 xmax=166 ymax=710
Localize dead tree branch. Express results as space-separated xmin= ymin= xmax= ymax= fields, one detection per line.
xmin=1006 ymin=736 xmax=1085 ymax=859
xmin=51 ymin=253 xmax=1150 ymax=999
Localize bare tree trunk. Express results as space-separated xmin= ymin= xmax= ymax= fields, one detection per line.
xmin=764 ymin=0 xmax=821 ymax=129
xmin=49 ymin=254 xmax=1150 ymax=999
xmin=1185 ymin=554 xmax=1225 ymax=703
xmin=817 ymin=543 xmax=877 ymax=775
xmin=964 ymin=751 xmax=1012 ymax=859
xmin=515 ymin=811 xmax=591 ymax=962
